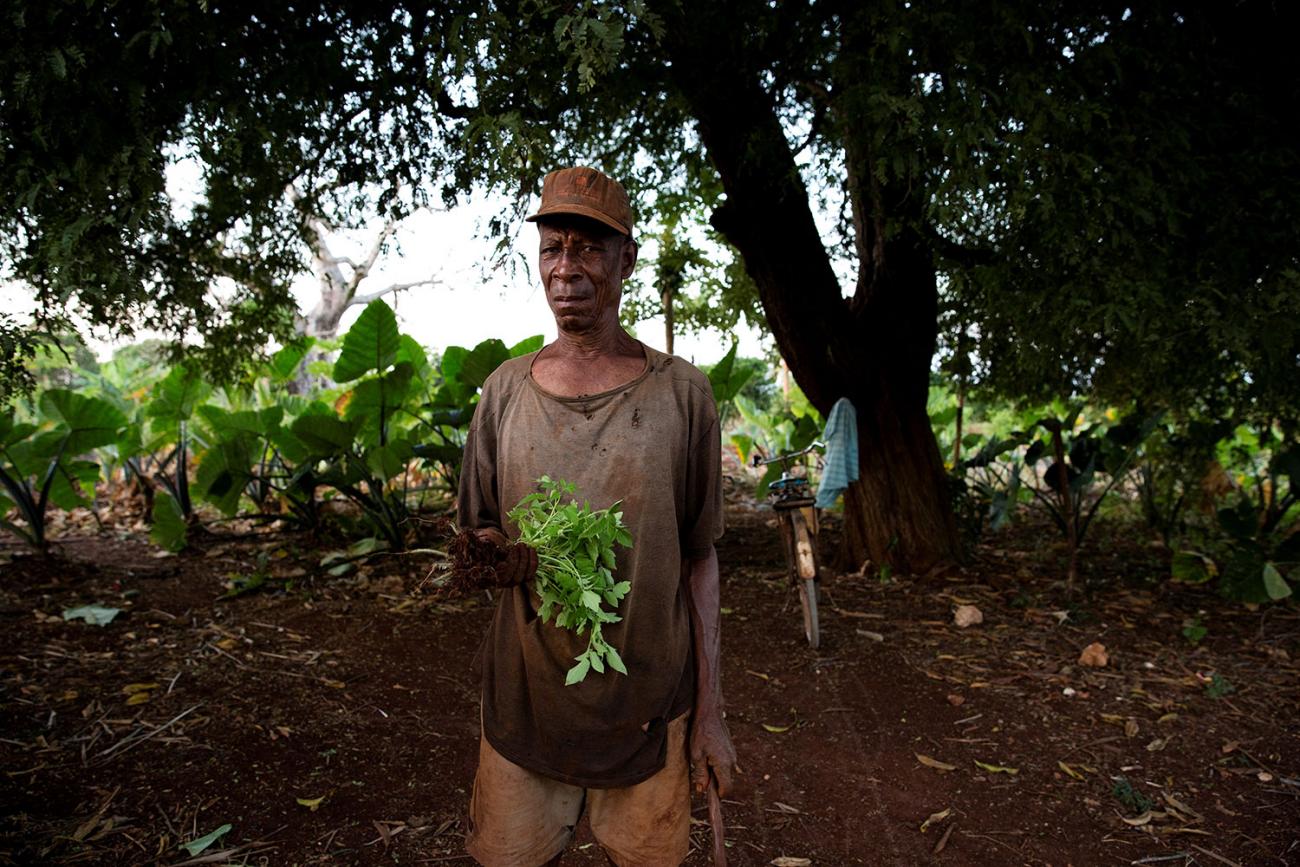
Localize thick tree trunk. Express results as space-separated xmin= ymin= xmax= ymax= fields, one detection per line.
xmin=661 ymin=5 xmax=960 ymax=574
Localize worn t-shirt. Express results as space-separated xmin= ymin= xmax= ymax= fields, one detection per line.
xmin=458 ymin=343 xmax=724 ymax=788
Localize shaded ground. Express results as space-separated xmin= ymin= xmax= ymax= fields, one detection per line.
xmin=1 ymin=483 xmax=1298 ymax=865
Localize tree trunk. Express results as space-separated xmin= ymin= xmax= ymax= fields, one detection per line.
xmin=661 ymin=285 xmax=675 ymax=355
xmin=661 ymin=4 xmax=960 ymax=574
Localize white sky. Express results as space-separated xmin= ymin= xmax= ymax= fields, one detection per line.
xmin=0 ymin=181 xmax=767 ymax=370
xmin=309 ymin=194 xmax=768 ymax=367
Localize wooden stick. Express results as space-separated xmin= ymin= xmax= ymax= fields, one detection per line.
xmin=707 ymin=771 xmax=727 ymax=866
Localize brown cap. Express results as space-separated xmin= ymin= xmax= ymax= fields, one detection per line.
xmin=526 ymin=166 xmax=634 ymax=237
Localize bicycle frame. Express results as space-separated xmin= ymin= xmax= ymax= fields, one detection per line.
xmin=753 ymin=443 xmax=824 ymax=647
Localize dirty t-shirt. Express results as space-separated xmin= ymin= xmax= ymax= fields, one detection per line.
xmin=458 ymin=344 xmax=724 ymax=788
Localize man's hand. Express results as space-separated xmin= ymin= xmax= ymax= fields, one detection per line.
xmin=689 ymin=705 xmax=737 ymax=797
xmin=473 ymin=527 xmax=538 ymax=587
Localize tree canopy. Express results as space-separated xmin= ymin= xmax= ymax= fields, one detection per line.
xmin=4 ymin=0 xmax=1297 ymax=566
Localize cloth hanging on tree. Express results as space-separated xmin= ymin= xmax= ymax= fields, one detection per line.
xmin=815 ymin=397 xmax=859 ymax=508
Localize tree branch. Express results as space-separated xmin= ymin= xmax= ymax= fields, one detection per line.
xmin=346 ymin=276 xmax=442 ymax=310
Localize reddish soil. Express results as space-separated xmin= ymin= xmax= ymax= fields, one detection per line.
xmin=1 ymin=489 xmax=1298 ymax=865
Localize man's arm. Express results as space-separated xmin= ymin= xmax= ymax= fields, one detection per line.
xmin=686 ymin=544 xmax=737 ymax=796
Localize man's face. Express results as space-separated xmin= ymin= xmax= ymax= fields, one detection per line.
xmin=537 ymin=218 xmax=637 ymax=335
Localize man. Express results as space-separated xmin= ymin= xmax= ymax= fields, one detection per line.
xmin=457 ymin=166 xmax=736 ymax=866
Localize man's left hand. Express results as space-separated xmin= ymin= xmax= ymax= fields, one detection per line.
xmin=689 ymin=706 xmax=737 ymax=797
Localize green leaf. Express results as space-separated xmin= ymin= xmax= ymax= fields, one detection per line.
xmin=1262 ymin=563 xmax=1292 ymax=600
xmin=333 ymin=299 xmax=400 ymax=382
xmin=604 ymin=644 xmax=627 ymax=675
xmin=269 ymin=339 xmax=314 ymax=381
xmin=458 ymin=338 xmax=511 ymax=388
xmin=291 ymin=412 xmax=360 ymax=456
xmin=39 ymin=389 xmax=127 ymax=454
xmin=151 ymin=491 xmax=187 ymax=552
xmin=365 ymin=438 xmax=414 ymax=480
xmin=1171 ymin=550 xmax=1217 ymax=584
xmin=181 ymin=824 xmax=232 ymax=857
xmin=509 ymin=335 xmax=544 ymax=357
xmin=145 ymin=365 xmax=210 ymax=424
xmin=343 ymin=363 xmax=413 ymax=432
xmin=564 ymin=656 xmax=592 ymax=685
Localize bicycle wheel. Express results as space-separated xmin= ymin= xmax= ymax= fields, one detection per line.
xmin=790 ymin=510 xmax=820 ymax=649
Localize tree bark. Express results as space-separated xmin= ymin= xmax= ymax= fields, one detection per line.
xmin=661 ymin=4 xmax=960 ymax=574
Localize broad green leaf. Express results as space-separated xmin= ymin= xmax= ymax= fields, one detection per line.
xmin=459 ymin=338 xmax=511 ymax=388
xmin=439 ymin=345 xmax=469 ymax=382
xmin=1262 ymin=563 xmax=1292 ymax=600
xmin=151 ymin=491 xmax=187 ymax=552
xmin=47 ymin=459 xmax=100 ymax=510
xmin=146 ymin=365 xmax=210 ymax=424
xmin=333 ymin=299 xmax=400 ymax=382
xmin=196 ymin=437 xmax=255 ymax=516
xmin=343 ymin=363 xmax=414 ymax=432
xmin=39 ymin=389 xmax=127 ymax=454
xmin=365 ymin=438 xmax=414 ymax=480
xmin=269 ymin=339 xmax=314 ymax=380
xmin=291 ymin=412 xmax=359 ymax=456
xmin=396 ymin=334 xmax=430 ymax=378
xmin=509 ymin=335 xmax=544 ymax=357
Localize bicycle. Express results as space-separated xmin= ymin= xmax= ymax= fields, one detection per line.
xmin=752 ymin=441 xmax=825 ymax=648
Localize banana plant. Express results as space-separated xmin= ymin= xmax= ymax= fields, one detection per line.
xmin=0 ymin=390 xmax=126 ymax=550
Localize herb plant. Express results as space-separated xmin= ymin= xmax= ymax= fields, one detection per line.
xmin=508 ymin=476 xmax=634 ymax=685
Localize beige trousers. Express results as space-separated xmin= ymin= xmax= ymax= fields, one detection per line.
xmin=466 ymin=714 xmax=691 ymax=867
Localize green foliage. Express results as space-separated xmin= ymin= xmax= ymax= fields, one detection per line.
xmin=704 ymin=343 xmax=752 ymax=408
xmin=1181 ymin=617 xmax=1208 ymax=646
xmin=1174 ymin=432 xmax=1299 ymax=603
xmin=1204 ymin=673 xmax=1236 ymax=700
xmin=0 ymin=390 xmax=125 ymax=549
xmin=507 ymin=476 xmax=633 ymax=685
xmin=150 ymin=491 xmax=187 ymax=553
xmin=1111 ymin=777 xmax=1153 ymax=815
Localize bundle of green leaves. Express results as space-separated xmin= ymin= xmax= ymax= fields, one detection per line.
xmin=508 ymin=476 xmax=633 ymax=685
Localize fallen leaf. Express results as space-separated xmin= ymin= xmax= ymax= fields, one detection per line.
xmin=762 ymin=723 xmax=792 ymax=733
xmin=62 ymin=606 xmax=122 ymax=627
xmin=1078 ymin=642 xmax=1108 ymax=667
xmin=1058 ymin=761 xmax=1084 ymax=781
xmin=973 ymin=760 xmax=1019 ymax=775
xmin=125 ymin=692 xmax=151 ymax=706
xmin=1146 ymin=737 xmax=1169 ymax=752
xmin=953 ymin=605 xmax=983 ymax=628
xmin=1157 ymin=713 xmax=1179 ymax=724
xmin=1124 ymin=719 xmax=1140 ymax=738
xmin=1257 ymin=771 xmax=1274 ymax=783
xmin=121 ymin=682 xmax=159 ymax=695
xmin=181 ymin=823 xmax=232 ymax=856
xmin=919 ymin=807 xmax=951 ymax=832
xmin=946 ymin=694 xmax=965 ymax=707
xmin=746 ymin=670 xmax=771 ymax=681
xmin=770 ymin=858 xmax=812 ymax=867
xmin=771 ymin=802 xmax=802 ymax=814
xmin=916 ymin=754 xmax=957 ymax=772
xmin=297 ymin=795 xmax=326 ymax=811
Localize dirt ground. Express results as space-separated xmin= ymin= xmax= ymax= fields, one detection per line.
xmin=2 ymin=480 xmax=1298 ymax=865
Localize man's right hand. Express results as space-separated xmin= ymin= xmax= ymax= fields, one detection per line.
xmin=473 ymin=527 xmax=538 ymax=587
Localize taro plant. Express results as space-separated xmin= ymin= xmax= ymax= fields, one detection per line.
xmin=1020 ymin=407 xmax=1161 ymax=589
xmin=0 ymin=390 xmax=126 ymax=550
xmin=412 ymin=333 xmax=543 ymax=493
xmin=1172 ymin=433 xmax=1299 ymax=603
xmin=134 ymin=363 xmax=211 ymax=550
